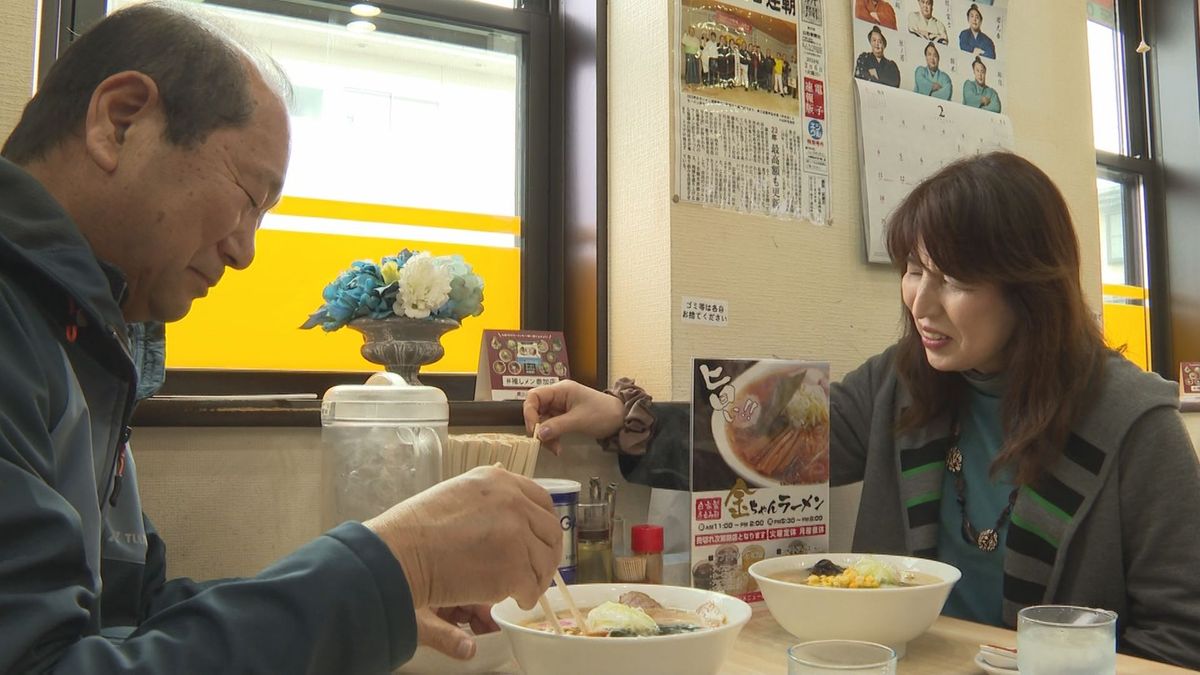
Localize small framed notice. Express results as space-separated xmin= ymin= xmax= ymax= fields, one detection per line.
xmin=1181 ymin=362 xmax=1200 ymax=402
xmin=475 ymin=330 xmax=571 ymax=401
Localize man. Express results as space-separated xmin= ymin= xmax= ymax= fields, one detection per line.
xmin=853 ymin=26 xmax=901 ymax=88
xmin=0 ymin=3 xmax=561 ymax=672
xmin=958 ymin=3 xmax=997 ymax=60
xmin=854 ymin=0 xmax=897 ymax=31
xmin=907 ymin=0 xmax=947 ymax=44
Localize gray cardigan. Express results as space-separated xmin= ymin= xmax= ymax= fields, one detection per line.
xmin=621 ymin=347 xmax=1200 ymax=668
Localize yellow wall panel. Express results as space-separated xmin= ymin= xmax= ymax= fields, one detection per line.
xmin=165 ymin=229 xmax=521 ymax=373
xmin=1102 ymin=301 xmax=1150 ymax=371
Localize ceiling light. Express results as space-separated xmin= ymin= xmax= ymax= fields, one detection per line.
xmin=347 ymin=19 xmax=376 ymax=32
xmin=350 ymin=3 xmax=381 ymax=17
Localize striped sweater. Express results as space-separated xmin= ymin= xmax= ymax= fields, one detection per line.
xmin=833 ymin=346 xmax=1200 ymax=668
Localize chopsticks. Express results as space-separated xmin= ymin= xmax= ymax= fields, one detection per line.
xmin=553 ymin=570 xmax=588 ymax=633
xmin=538 ymin=595 xmax=563 ymax=635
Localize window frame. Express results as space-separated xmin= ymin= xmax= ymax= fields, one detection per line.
xmin=38 ymin=0 xmax=607 ymax=401
xmin=1091 ymin=0 xmax=1168 ymax=376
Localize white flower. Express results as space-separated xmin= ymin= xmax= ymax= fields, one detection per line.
xmin=393 ymin=252 xmax=452 ymax=319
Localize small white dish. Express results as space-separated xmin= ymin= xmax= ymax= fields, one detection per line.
xmin=978 ymin=642 xmax=1018 ymax=669
xmin=974 ymin=652 xmax=1018 ymax=674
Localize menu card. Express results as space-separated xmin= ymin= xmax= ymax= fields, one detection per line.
xmin=475 ymin=330 xmax=570 ymax=401
xmin=1182 ymin=362 xmax=1200 ymax=402
xmin=690 ymin=358 xmax=830 ymax=603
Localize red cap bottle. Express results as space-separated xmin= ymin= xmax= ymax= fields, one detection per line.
xmin=631 ymin=524 xmax=664 ymax=553
xmin=630 ymin=524 xmax=664 ymax=584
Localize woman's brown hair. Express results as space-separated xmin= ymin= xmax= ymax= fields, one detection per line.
xmin=885 ymin=152 xmax=1108 ymax=485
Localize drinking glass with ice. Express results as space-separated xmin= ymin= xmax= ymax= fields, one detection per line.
xmin=1017 ymin=605 xmax=1117 ymax=675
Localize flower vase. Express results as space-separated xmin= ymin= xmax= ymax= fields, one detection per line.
xmin=347 ymin=316 xmax=460 ymax=386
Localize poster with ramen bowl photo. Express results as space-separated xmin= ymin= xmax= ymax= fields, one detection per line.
xmin=689 ymin=357 xmax=830 ymax=602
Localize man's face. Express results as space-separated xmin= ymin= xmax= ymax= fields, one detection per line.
xmin=919 ymin=0 xmax=933 ymax=19
xmin=974 ymin=61 xmax=987 ymax=85
xmin=926 ymin=45 xmax=939 ymax=69
xmin=870 ymin=32 xmax=885 ymax=57
xmin=107 ymin=76 xmax=290 ymax=322
xmin=969 ymin=8 xmax=982 ymax=30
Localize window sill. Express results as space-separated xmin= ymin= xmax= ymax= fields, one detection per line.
xmin=131 ymin=396 xmax=526 ymax=428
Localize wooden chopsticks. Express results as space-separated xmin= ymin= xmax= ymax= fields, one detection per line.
xmin=553 ymin=570 xmax=588 ymax=633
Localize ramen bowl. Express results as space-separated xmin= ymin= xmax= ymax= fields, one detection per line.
xmin=749 ymin=553 xmax=960 ymax=657
xmin=393 ymin=630 xmax=513 ymax=674
xmin=492 ymin=583 xmax=751 ymax=675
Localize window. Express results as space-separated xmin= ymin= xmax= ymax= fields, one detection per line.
xmin=1086 ymin=0 xmax=1157 ymax=372
xmin=97 ymin=0 xmax=544 ymax=375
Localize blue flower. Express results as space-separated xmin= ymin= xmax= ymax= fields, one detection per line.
xmin=302 ymin=260 xmax=388 ymax=331
xmin=302 ymin=251 xmax=485 ymax=330
xmin=432 ymin=255 xmax=485 ymax=320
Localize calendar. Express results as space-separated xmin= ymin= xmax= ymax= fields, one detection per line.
xmin=854 ymin=79 xmax=1013 ymax=263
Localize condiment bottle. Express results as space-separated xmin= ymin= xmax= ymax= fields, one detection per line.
xmin=576 ymin=502 xmax=612 ymax=583
xmin=631 ymin=524 xmax=664 ymax=585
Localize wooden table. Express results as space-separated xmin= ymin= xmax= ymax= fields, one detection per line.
xmin=719 ymin=606 xmax=1194 ymax=674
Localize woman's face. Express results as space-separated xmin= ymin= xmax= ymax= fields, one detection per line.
xmin=974 ymin=61 xmax=987 ymax=85
xmin=901 ymin=246 xmax=1016 ymax=374
xmin=870 ymin=32 xmax=885 ymax=57
xmin=926 ymin=45 xmax=940 ymax=69
xmin=968 ymin=8 xmax=982 ymax=31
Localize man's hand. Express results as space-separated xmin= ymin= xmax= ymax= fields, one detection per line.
xmin=364 ymin=466 xmax=562 ymax=611
xmin=416 ymin=605 xmax=499 ymax=660
xmin=523 ymin=380 xmax=624 ymax=454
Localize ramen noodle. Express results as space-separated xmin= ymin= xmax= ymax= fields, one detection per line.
xmin=524 ymin=591 xmax=727 ymax=637
xmin=726 ymin=366 xmax=829 ymax=484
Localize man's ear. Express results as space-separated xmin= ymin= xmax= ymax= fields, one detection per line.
xmin=83 ymin=71 xmax=160 ymax=173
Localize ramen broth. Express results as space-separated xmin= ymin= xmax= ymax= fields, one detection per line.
xmin=768 ymin=565 xmax=942 ymax=588
xmin=726 ymin=366 xmax=829 ymax=484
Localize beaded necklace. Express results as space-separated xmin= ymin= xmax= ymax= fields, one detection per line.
xmin=946 ymin=423 xmax=1019 ymax=552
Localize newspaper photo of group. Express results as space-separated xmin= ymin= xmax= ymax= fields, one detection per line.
xmin=675 ymin=0 xmax=832 ymax=223
xmin=851 ymin=0 xmax=1008 ymax=113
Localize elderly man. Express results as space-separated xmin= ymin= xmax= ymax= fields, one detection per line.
xmin=0 ymin=3 xmax=561 ymax=673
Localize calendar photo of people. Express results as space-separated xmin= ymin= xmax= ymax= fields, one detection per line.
xmin=676 ymin=0 xmax=832 ymax=223
xmin=851 ymin=0 xmax=1008 ymax=113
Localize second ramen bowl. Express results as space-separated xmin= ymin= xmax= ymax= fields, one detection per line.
xmin=749 ymin=553 xmax=960 ymax=656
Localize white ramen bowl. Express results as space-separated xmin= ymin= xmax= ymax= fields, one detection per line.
xmin=492 ymin=583 xmax=751 ymax=675
xmin=393 ymin=630 xmax=513 ymax=674
xmin=749 ymin=553 xmax=960 ymax=656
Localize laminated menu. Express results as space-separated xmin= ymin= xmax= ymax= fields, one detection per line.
xmin=690 ymin=358 xmax=830 ymax=603
xmin=475 ymin=330 xmax=570 ymax=401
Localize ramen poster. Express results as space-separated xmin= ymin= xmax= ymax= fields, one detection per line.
xmin=689 ymin=357 xmax=830 ymax=603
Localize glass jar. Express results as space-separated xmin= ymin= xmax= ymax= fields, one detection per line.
xmin=320 ymin=372 xmax=447 ymax=527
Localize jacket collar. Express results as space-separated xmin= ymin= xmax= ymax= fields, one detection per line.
xmin=0 ymin=156 xmax=130 ymax=344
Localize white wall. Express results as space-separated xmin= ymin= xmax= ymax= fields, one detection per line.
xmin=0 ymin=1 xmax=36 ymax=139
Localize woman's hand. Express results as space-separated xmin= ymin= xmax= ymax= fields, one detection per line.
xmin=523 ymin=380 xmax=624 ymax=454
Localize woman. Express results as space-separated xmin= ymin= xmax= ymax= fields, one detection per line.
xmin=959 ymin=4 xmax=997 ymax=59
xmin=854 ymin=25 xmax=901 ymax=88
xmin=914 ymin=42 xmax=952 ymax=100
xmin=524 ymin=153 xmax=1200 ymax=669
xmin=963 ymin=57 xmax=1001 ymax=112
